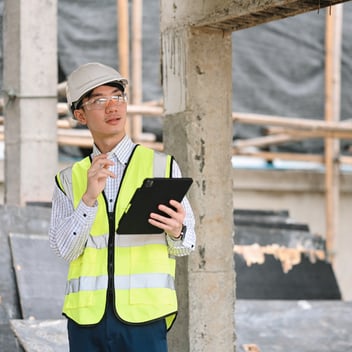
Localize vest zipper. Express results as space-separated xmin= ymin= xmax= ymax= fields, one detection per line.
xmin=107 ymin=211 xmax=115 ymax=302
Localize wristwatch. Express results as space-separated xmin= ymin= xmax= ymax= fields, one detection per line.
xmin=178 ymin=224 xmax=187 ymax=240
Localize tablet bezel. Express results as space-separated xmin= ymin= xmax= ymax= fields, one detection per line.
xmin=116 ymin=177 xmax=193 ymax=234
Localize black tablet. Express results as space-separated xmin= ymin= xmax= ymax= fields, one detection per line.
xmin=116 ymin=177 xmax=193 ymax=234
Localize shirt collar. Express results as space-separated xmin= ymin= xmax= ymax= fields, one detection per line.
xmin=91 ymin=135 xmax=136 ymax=165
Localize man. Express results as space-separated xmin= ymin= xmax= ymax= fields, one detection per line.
xmin=49 ymin=62 xmax=196 ymax=352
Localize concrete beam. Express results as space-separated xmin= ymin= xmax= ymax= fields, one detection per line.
xmin=3 ymin=0 xmax=58 ymax=205
xmin=161 ymin=0 xmax=351 ymax=31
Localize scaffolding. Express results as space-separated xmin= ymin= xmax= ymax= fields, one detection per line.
xmin=0 ymin=3 xmax=350 ymax=261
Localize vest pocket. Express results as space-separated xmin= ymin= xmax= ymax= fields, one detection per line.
xmin=128 ymin=245 xmax=175 ymax=305
xmin=129 ymin=244 xmax=170 ymax=274
xmin=65 ymin=291 xmax=94 ymax=308
xmin=129 ymin=287 xmax=175 ymax=305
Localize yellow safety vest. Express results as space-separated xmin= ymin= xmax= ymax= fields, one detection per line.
xmin=56 ymin=145 xmax=177 ymax=329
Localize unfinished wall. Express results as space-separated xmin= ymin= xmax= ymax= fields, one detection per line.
xmin=232 ymin=167 xmax=352 ymax=300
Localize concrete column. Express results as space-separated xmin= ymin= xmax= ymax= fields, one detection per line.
xmin=3 ymin=0 xmax=58 ymax=205
xmin=161 ymin=20 xmax=235 ymax=352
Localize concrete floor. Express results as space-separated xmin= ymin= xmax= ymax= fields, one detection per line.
xmin=236 ymin=300 xmax=352 ymax=352
xmin=8 ymin=301 xmax=352 ymax=352
xmin=1 ymin=205 xmax=352 ymax=351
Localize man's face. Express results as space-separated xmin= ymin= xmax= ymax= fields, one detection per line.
xmin=74 ymin=85 xmax=128 ymax=142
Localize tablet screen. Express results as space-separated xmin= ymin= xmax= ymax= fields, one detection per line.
xmin=116 ymin=177 xmax=193 ymax=234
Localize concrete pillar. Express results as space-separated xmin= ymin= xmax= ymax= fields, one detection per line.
xmin=161 ymin=12 xmax=235 ymax=352
xmin=3 ymin=0 xmax=58 ymax=205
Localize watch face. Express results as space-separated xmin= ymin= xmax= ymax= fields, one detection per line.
xmin=181 ymin=225 xmax=187 ymax=237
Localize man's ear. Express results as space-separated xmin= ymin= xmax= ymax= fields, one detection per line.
xmin=74 ymin=109 xmax=87 ymax=125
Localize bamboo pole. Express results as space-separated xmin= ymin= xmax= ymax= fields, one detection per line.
xmin=3 ymin=119 xmax=352 ymax=162
xmin=233 ymin=149 xmax=325 ymax=163
xmin=264 ymin=126 xmax=352 ymax=140
xmin=117 ymin=0 xmax=130 ymax=134
xmin=131 ymin=0 xmax=143 ymax=141
xmin=233 ymin=151 xmax=352 ymax=166
xmin=117 ymin=0 xmax=129 ymax=78
xmin=232 ymin=112 xmax=352 ymax=134
xmin=233 ymin=134 xmax=299 ymax=150
xmin=324 ymin=4 xmax=343 ymax=262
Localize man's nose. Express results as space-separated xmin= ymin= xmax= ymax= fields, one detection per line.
xmin=106 ymin=98 xmax=118 ymax=110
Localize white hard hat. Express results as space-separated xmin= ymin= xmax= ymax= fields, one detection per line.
xmin=66 ymin=62 xmax=128 ymax=112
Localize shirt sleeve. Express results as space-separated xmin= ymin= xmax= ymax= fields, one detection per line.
xmin=166 ymin=160 xmax=196 ymax=256
xmin=49 ymin=184 xmax=97 ymax=262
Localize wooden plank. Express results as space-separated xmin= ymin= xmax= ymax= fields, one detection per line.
xmin=324 ymin=5 xmax=343 ymax=262
xmin=233 ymin=134 xmax=297 ymax=150
xmin=232 ymin=150 xmax=325 ymax=163
xmin=232 ymin=112 xmax=352 ymax=134
xmin=131 ymin=0 xmax=143 ymax=141
xmin=117 ymin=0 xmax=129 ymax=79
xmin=128 ymin=104 xmax=163 ymax=116
xmin=233 ymin=150 xmax=352 ymax=165
xmin=0 ymin=103 xmax=164 ymax=120
xmin=117 ymin=0 xmax=130 ymax=136
xmin=264 ymin=126 xmax=352 ymax=139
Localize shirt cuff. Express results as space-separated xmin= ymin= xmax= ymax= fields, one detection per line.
xmin=76 ymin=199 xmax=98 ymax=224
xmin=166 ymin=232 xmax=195 ymax=250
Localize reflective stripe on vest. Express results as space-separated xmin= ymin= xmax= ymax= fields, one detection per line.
xmin=57 ymin=145 xmax=177 ymax=328
xmin=66 ymin=273 xmax=175 ymax=294
xmin=84 ymin=233 xmax=172 ymax=249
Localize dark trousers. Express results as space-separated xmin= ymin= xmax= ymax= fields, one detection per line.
xmin=67 ymin=302 xmax=168 ymax=352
